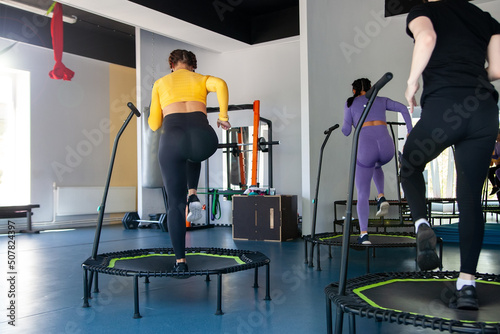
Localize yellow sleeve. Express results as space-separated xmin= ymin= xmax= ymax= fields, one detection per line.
xmin=206 ymin=76 xmax=229 ymax=121
xmin=148 ymin=81 xmax=163 ymax=131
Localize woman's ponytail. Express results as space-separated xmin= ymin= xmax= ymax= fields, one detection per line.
xmin=346 ymin=78 xmax=371 ymax=108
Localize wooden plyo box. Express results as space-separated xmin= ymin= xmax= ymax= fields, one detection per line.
xmin=232 ymin=195 xmax=299 ymax=241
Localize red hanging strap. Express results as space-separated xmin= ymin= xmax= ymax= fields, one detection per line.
xmin=49 ymin=2 xmax=74 ymax=81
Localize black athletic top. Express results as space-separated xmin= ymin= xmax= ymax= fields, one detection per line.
xmin=406 ymin=0 xmax=500 ymax=104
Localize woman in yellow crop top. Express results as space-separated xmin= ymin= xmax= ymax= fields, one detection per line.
xmin=149 ymin=49 xmax=231 ymax=274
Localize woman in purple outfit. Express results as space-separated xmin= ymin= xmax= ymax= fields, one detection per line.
xmin=342 ymin=78 xmax=413 ymax=245
xmin=487 ymin=131 xmax=500 ymax=196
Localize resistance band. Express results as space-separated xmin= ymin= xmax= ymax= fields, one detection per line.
xmin=251 ymin=100 xmax=260 ymax=186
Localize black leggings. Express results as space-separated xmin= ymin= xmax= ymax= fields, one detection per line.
xmin=400 ymin=88 xmax=499 ymax=275
xmin=158 ymin=112 xmax=218 ymax=259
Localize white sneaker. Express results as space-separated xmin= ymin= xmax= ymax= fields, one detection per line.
xmin=376 ymin=196 xmax=389 ymax=217
xmin=186 ymin=195 xmax=202 ymax=222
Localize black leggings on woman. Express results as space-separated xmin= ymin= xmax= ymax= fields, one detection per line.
xmin=158 ymin=112 xmax=218 ymax=259
xmin=400 ymin=88 xmax=499 ymax=275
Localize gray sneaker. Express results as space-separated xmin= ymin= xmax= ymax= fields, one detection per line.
xmin=376 ymin=196 xmax=389 ymax=217
xmin=186 ymin=194 xmax=202 ymax=222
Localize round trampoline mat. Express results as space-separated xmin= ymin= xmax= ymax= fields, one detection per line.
xmin=355 ymin=278 xmax=500 ymax=323
xmin=109 ymin=253 xmax=245 ymax=272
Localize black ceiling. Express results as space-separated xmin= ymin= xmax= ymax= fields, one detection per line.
xmin=128 ymin=0 xmax=299 ymax=45
xmin=0 ymin=0 xmax=299 ymax=68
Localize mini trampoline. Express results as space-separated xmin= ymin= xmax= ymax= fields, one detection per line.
xmin=325 ymin=73 xmax=500 ymax=334
xmin=302 ymin=110 xmax=439 ymax=272
xmin=303 ymin=232 xmax=443 ymax=273
xmin=81 ymin=103 xmax=271 ymax=318
xmin=82 ymin=247 xmax=271 ymax=318
xmin=325 ymin=271 xmax=500 ymax=333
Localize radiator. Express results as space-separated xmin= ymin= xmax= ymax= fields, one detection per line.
xmin=56 ymin=186 xmax=136 ymax=216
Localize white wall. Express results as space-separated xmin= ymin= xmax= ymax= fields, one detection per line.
xmin=214 ymin=39 xmax=302 ymax=197
xmin=137 ymin=31 xmax=301 ymax=223
xmin=301 ymin=0 xmax=500 ymax=235
xmin=0 ymin=37 xmax=116 ymax=223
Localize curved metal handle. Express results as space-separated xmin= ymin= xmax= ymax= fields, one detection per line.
xmin=127 ymin=102 xmax=141 ymax=117
xmin=365 ymin=72 xmax=393 ymax=99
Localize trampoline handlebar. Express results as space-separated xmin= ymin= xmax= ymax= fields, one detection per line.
xmin=324 ymin=124 xmax=339 ymax=135
xmin=91 ymin=103 xmax=138 ymax=260
xmin=127 ymin=102 xmax=141 ymax=118
xmin=310 ymin=123 xmax=339 ymax=240
xmin=365 ymin=72 xmax=393 ymax=100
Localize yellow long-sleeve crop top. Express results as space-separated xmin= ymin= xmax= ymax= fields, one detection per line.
xmin=148 ymin=69 xmax=229 ymax=131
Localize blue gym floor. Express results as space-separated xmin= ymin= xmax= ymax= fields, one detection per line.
xmin=1 ymin=220 xmax=500 ymax=334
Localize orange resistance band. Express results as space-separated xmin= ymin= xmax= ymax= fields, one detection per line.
xmin=237 ymin=129 xmax=247 ymax=188
xmin=251 ymin=100 xmax=260 ymax=186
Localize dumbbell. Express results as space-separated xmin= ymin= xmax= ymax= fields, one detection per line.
xmin=122 ymin=212 xmax=167 ymax=231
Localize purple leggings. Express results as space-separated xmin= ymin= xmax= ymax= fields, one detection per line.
xmin=355 ymin=125 xmax=395 ymax=231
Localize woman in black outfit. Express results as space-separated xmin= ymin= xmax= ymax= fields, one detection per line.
xmin=403 ymin=0 xmax=500 ymax=310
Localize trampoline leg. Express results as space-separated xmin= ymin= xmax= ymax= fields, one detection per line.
xmin=215 ymin=273 xmax=224 ymax=315
xmin=93 ymin=272 xmax=99 ymax=293
xmin=205 ymin=274 xmax=211 ymax=282
xmin=88 ymin=271 xmax=94 ymax=297
xmin=334 ymin=307 xmax=344 ymax=334
xmin=316 ymin=243 xmax=322 ymax=271
xmin=329 ymin=245 xmax=332 ymax=259
xmin=253 ymin=267 xmax=259 ymax=288
xmin=415 ymin=245 xmax=418 ymax=271
xmin=304 ymin=239 xmax=308 ymax=264
xmin=349 ymin=313 xmax=356 ymax=334
xmin=144 ymin=277 xmax=150 ymax=284
xmin=264 ymin=263 xmax=271 ymax=301
xmin=83 ymin=268 xmax=90 ymax=308
xmin=326 ymin=296 xmax=333 ymax=334
xmin=326 ymin=295 xmax=333 ymax=334
xmin=309 ymin=243 xmax=315 ymax=267
xmin=438 ymin=238 xmax=444 ymax=270
xmin=133 ymin=275 xmax=142 ymax=319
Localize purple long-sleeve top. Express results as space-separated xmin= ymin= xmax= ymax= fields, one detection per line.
xmin=492 ymin=141 xmax=500 ymax=159
xmin=342 ymin=96 xmax=413 ymax=136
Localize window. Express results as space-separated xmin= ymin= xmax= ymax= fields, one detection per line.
xmin=0 ymin=68 xmax=30 ymax=205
